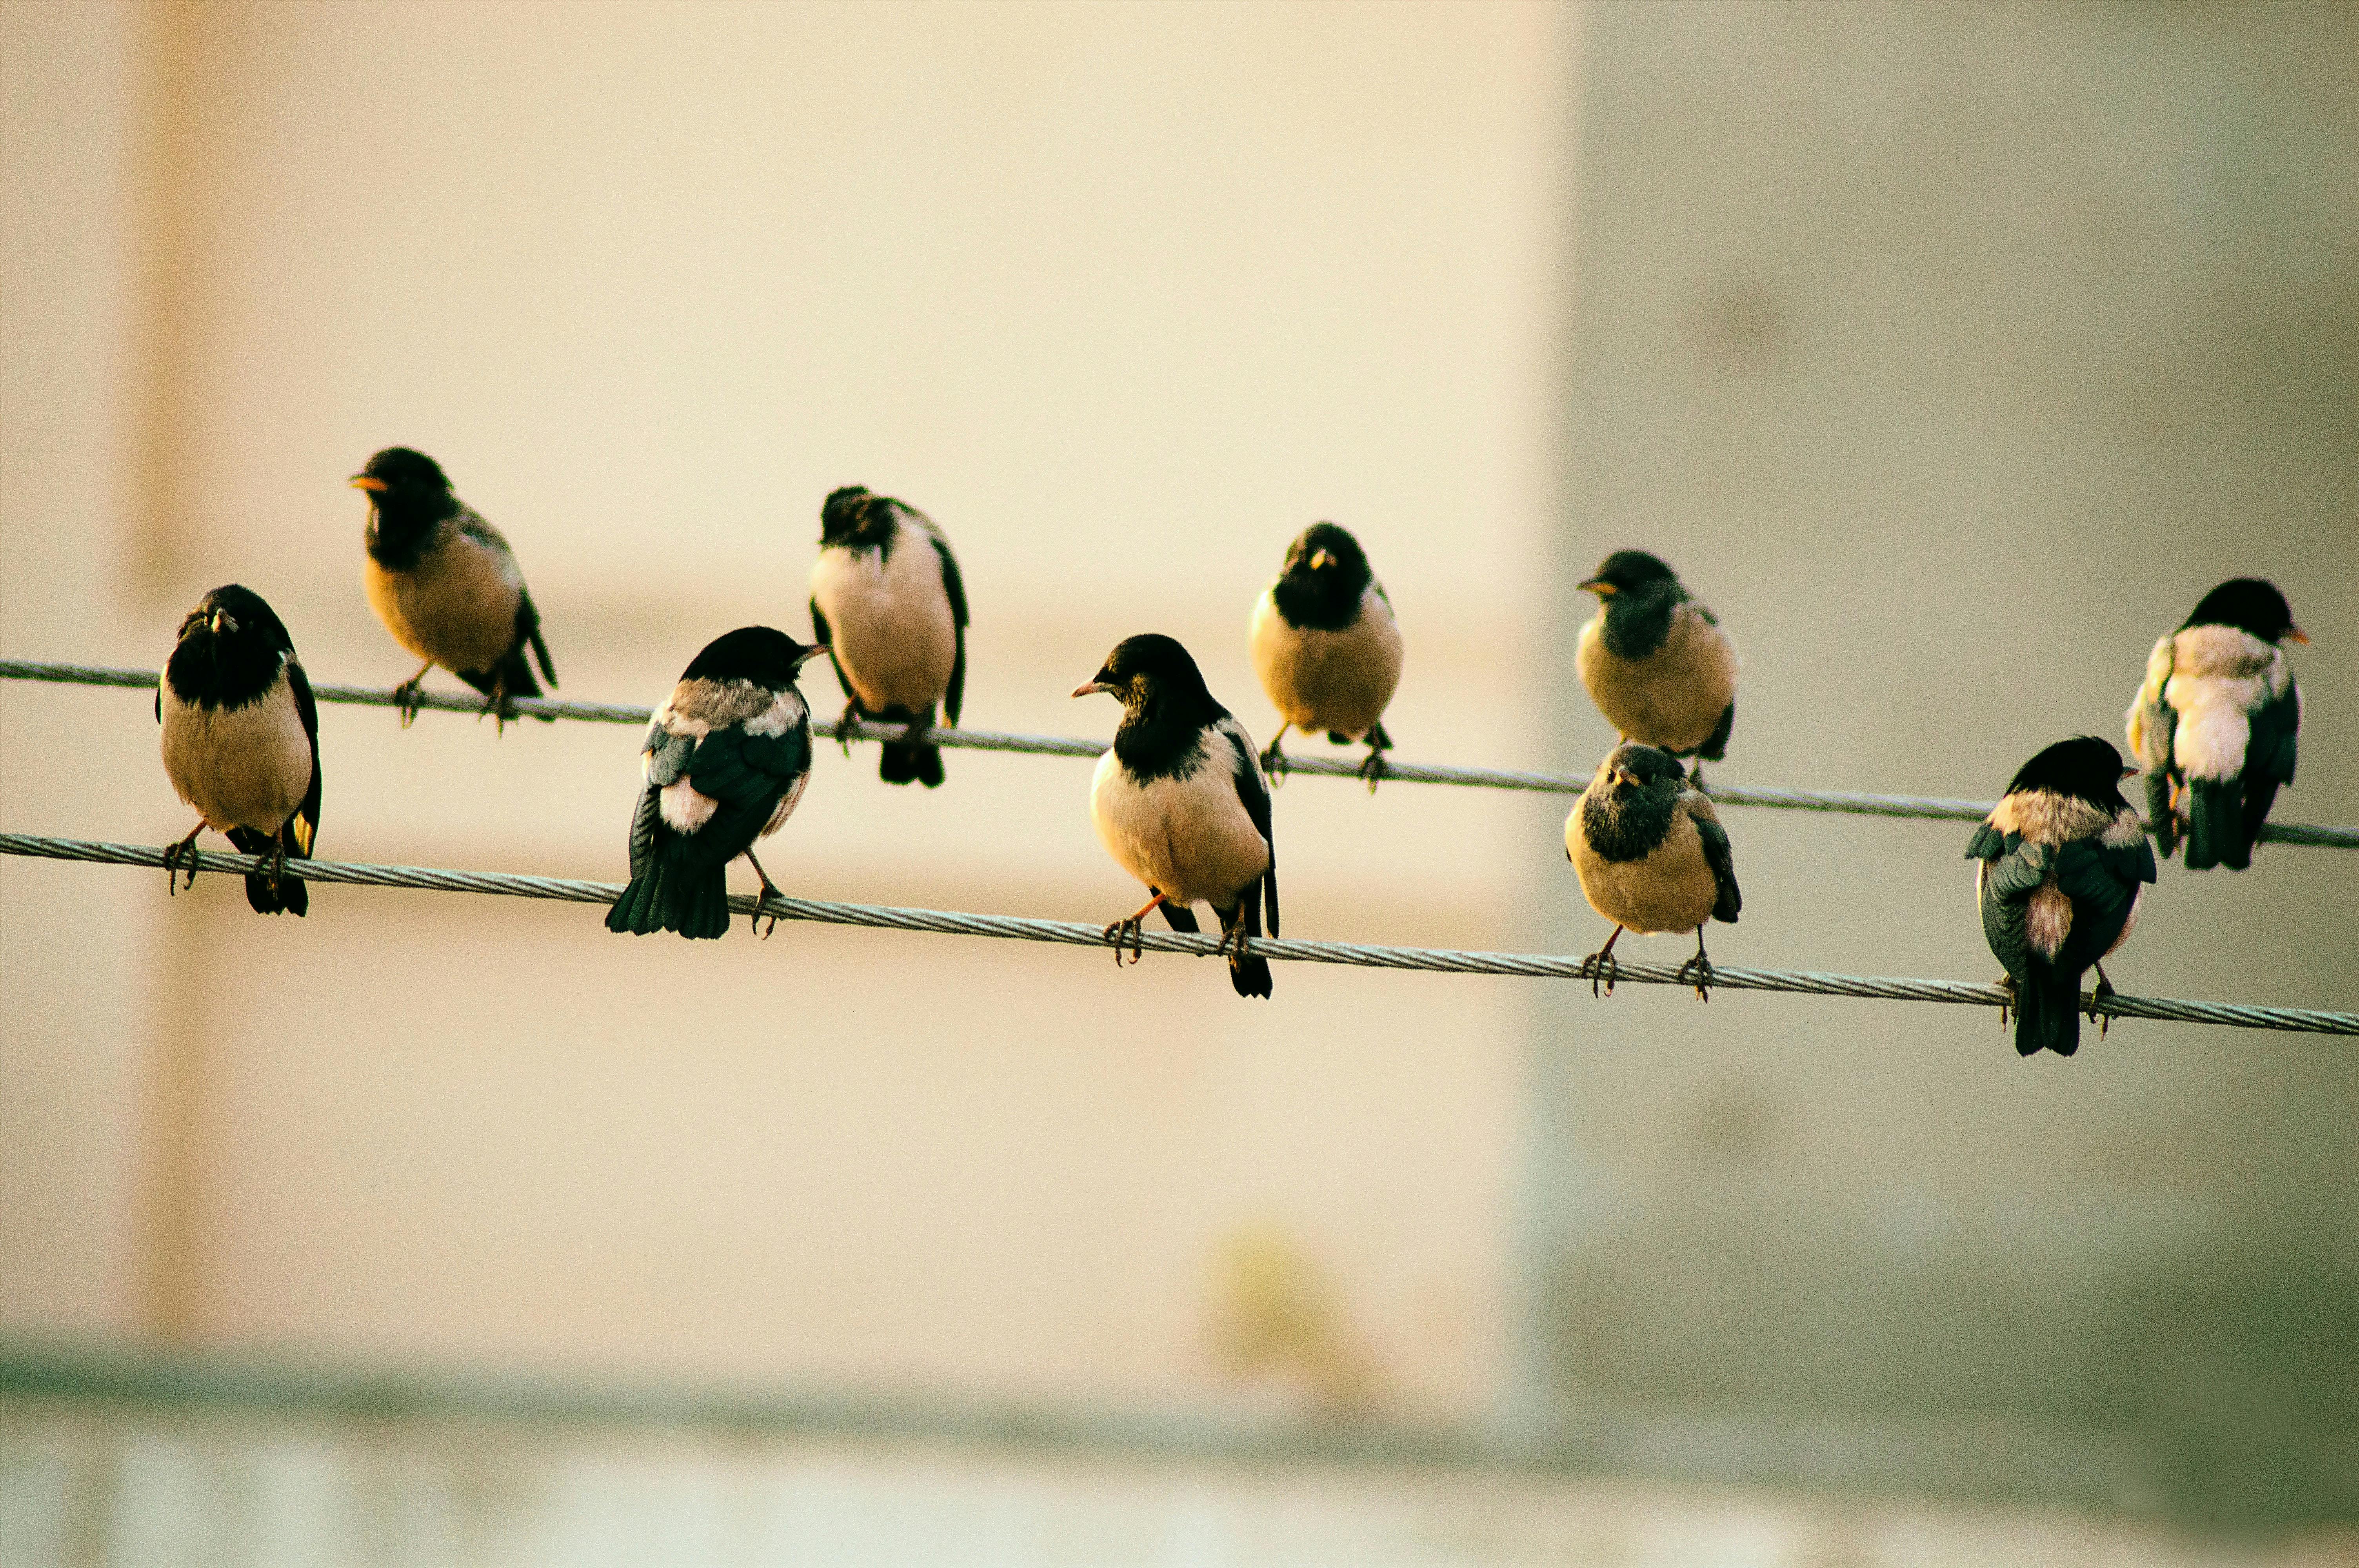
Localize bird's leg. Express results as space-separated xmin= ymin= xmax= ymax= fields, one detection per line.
xmin=1580 ymin=926 xmax=1625 ymax=999
xmin=392 ymin=661 xmax=433 ymax=728
xmin=1258 ymin=723 xmax=1291 ymax=785
xmin=834 ymin=702 xmax=861 ymax=755
xmin=1102 ymin=891 xmax=1168 ymax=967
xmin=2088 ymin=962 xmax=2115 ymax=1036
xmin=1215 ymin=910 xmax=1248 ymax=962
xmin=1687 ymin=759 xmax=1707 ymax=791
xmin=742 ymin=849 xmax=782 ymax=938
xmin=477 ymin=672 xmax=517 ymax=735
xmin=1675 ymin=927 xmax=1715 ymax=1002
xmin=1358 ymin=733 xmax=1390 ymax=793
xmin=1995 ymin=975 xmax=2017 ymax=1032
xmin=162 ymin=821 xmax=206 ymax=895
xmin=267 ymin=825 xmax=288 ymax=891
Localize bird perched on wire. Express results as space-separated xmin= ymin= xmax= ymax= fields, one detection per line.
xmin=1575 ymin=551 xmax=1739 ymax=786
xmin=607 ymin=626 xmax=827 ymax=941
xmin=1565 ymin=742 xmax=1740 ymax=1000
xmin=807 ymin=485 xmax=968 ymax=788
xmin=2124 ymin=578 xmax=2305 ymax=872
xmin=1075 ymin=635 xmax=1279 ymax=998
xmin=351 ymin=446 xmax=558 ymax=728
xmin=1249 ymin=522 xmax=1403 ymax=790
xmin=156 ymin=584 xmax=322 ymax=916
xmin=1966 ymin=736 xmax=2156 ymax=1058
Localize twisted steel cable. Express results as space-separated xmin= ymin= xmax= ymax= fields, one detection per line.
xmin=5 ymin=659 xmax=2350 ymax=846
xmin=5 ymin=833 xmax=2350 ymax=1035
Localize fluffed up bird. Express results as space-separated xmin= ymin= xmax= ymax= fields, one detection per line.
xmin=1076 ymin=635 xmax=1280 ymax=998
xmin=157 ymin=584 xmax=322 ymax=916
xmin=606 ymin=627 xmax=826 ymax=940
xmin=1565 ymin=742 xmax=1740 ymax=1000
xmin=808 ymin=485 xmax=969 ymax=788
xmin=1966 ymin=736 xmax=2156 ymax=1058
xmin=353 ymin=446 xmax=558 ymax=728
xmin=2125 ymin=578 xmax=2305 ymax=871
xmin=1249 ymin=522 xmax=1403 ymax=789
xmin=1575 ymin=551 xmax=1739 ymax=786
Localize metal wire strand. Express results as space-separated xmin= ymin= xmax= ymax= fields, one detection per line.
xmin=6 ymin=659 xmax=2351 ymax=846
xmin=5 ymin=833 xmax=2350 ymax=1035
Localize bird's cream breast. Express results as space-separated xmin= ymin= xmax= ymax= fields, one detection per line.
xmin=1567 ymin=806 xmax=1719 ymax=935
xmin=366 ymin=527 xmax=523 ymax=674
xmin=1249 ymin=585 xmax=1403 ymax=739
xmin=810 ymin=531 xmax=957 ymax=713
xmin=2161 ymin=628 xmax=2291 ymax=782
xmin=1090 ymin=748 xmax=1269 ymax=909
xmin=1575 ymin=603 xmax=1740 ymax=753
xmin=160 ymin=675 xmax=311 ymax=836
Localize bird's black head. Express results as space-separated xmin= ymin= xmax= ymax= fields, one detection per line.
xmin=1271 ymin=522 xmax=1375 ymax=631
xmin=2181 ymin=578 xmax=2307 ymax=646
xmin=1578 ymin=742 xmax=1692 ymax=861
xmin=1076 ymin=634 xmax=1228 ymax=775
xmin=1596 ymin=741 xmax=1691 ymax=798
xmin=166 ymin=583 xmax=295 ymax=709
xmin=2005 ymin=735 xmax=2136 ymax=810
xmin=1074 ymin=633 xmax=1215 ymax=710
xmin=353 ymin=446 xmax=460 ymax=563
xmin=1579 ymin=550 xmax=1682 ymax=599
xmin=681 ymin=625 xmax=829 ymax=689
xmin=820 ymin=485 xmax=897 ymax=549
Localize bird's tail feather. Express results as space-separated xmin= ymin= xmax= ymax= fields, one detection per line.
xmin=1224 ymin=895 xmax=1273 ymax=1000
xmin=2184 ymin=779 xmax=2248 ymax=871
xmin=2014 ymin=961 xmax=2080 ymax=1058
xmin=876 ymin=706 xmax=944 ymax=788
xmin=225 ymin=827 xmax=306 ymax=916
xmin=606 ymin=861 xmax=730 ymax=939
xmin=2146 ymin=773 xmax=2179 ymax=860
xmin=456 ymin=651 xmax=555 ymax=721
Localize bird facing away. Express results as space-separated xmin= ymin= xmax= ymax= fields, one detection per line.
xmin=1249 ymin=522 xmax=1403 ymax=790
xmin=808 ymin=485 xmax=969 ymax=788
xmin=157 ymin=584 xmax=322 ymax=916
xmin=1565 ymin=742 xmax=1741 ymax=1000
xmin=1076 ymin=634 xmax=1280 ymax=998
xmin=2124 ymin=578 xmax=2305 ymax=871
xmin=606 ymin=627 xmax=827 ymax=940
xmin=352 ymin=446 xmax=558 ymax=728
xmin=1575 ymin=550 xmax=1740 ymax=786
xmin=1966 ymin=736 xmax=2156 ymax=1058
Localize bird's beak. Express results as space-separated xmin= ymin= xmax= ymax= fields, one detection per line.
xmin=796 ymin=644 xmax=831 ymax=668
xmin=208 ymin=608 xmax=234 ymax=635
xmin=1579 ymin=578 xmax=1616 ymax=597
xmin=2288 ymin=626 xmax=2310 ymax=645
xmin=1072 ymin=678 xmax=1113 ymax=699
xmin=349 ymin=475 xmax=385 ymax=492
xmin=2119 ymin=766 xmax=2138 ymax=781
xmin=1310 ymin=549 xmax=1332 ymax=571
xmin=1609 ymin=768 xmax=1637 ymax=788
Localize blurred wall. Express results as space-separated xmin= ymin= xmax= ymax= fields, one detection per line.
xmin=1528 ymin=0 xmax=2357 ymax=1521
xmin=2 ymin=0 xmax=1573 ymax=1424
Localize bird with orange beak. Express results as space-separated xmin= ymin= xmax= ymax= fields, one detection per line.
xmin=1574 ymin=551 xmax=1740 ymax=786
xmin=2125 ymin=578 xmax=2306 ymax=871
xmin=352 ymin=446 xmax=558 ymax=728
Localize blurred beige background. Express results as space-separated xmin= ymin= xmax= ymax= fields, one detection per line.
xmin=2 ymin=0 xmax=2355 ymax=1561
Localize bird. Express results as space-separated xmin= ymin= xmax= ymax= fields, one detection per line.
xmin=1249 ymin=522 xmax=1403 ymax=789
xmin=351 ymin=446 xmax=559 ymax=728
xmin=1966 ymin=736 xmax=2157 ymax=1058
xmin=156 ymin=584 xmax=322 ymax=916
xmin=606 ymin=626 xmax=827 ymax=941
xmin=1565 ymin=742 xmax=1740 ymax=1000
xmin=1574 ymin=551 xmax=1739 ymax=786
xmin=1074 ymin=634 xmax=1280 ymax=998
xmin=807 ymin=485 xmax=968 ymax=788
xmin=2124 ymin=578 xmax=2305 ymax=871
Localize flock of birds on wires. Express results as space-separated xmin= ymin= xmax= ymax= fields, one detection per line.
xmin=154 ymin=447 xmax=2309 ymax=1058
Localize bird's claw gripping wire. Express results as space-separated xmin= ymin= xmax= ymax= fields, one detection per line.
xmin=1258 ymin=724 xmax=1290 ymax=788
xmin=1579 ymin=926 xmax=1625 ymax=998
xmin=478 ymin=682 xmax=518 ymax=735
xmin=1996 ymin=975 xmax=2017 ymax=1032
xmin=1676 ymin=942 xmax=1714 ymax=1003
xmin=834 ymin=704 xmax=860 ymax=757
xmin=1358 ymin=746 xmax=1389 ymax=794
xmin=1102 ymin=917 xmax=1147 ymax=966
xmin=391 ymin=665 xmax=432 ymax=729
xmin=744 ymin=851 xmax=783 ymax=938
xmin=1216 ymin=923 xmax=1249 ymax=962
xmin=162 ymin=825 xmax=205 ymax=894
xmin=2089 ymin=964 xmax=2115 ymax=1037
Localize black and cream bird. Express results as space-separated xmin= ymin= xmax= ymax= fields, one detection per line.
xmin=1565 ymin=742 xmax=1741 ymax=1000
xmin=2125 ymin=578 xmax=2305 ymax=872
xmin=1249 ymin=522 xmax=1403 ymax=789
xmin=807 ymin=485 xmax=969 ymax=788
xmin=352 ymin=446 xmax=558 ymax=727
xmin=156 ymin=584 xmax=322 ymax=916
xmin=606 ymin=627 xmax=827 ymax=941
xmin=1966 ymin=737 xmax=2156 ymax=1058
xmin=1075 ymin=635 xmax=1280 ymax=999
xmin=1574 ymin=551 xmax=1739 ymax=785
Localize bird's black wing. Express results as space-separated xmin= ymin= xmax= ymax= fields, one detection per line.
xmin=932 ymin=534 xmax=969 ymax=727
xmin=1692 ymin=803 xmax=1739 ymax=923
xmin=286 ymin=660 xmax=322 ymax=857
xmin=1219 ymin=719 xmax=1279 ymax=938
xmin=1966 ymin=825 xmax=2041 ymax=980
xmin=2053 ymin=830 xmax=2156 ymax=968
xmin=808 ymin=597 xmax=856 ymax=706
xmin=516 ymin=589 xmax=558 ymax=687
xmin=627 ymin=721 xmax=698 ymax=879
xmin=675 ymin=719 xmax=812 ymax=873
